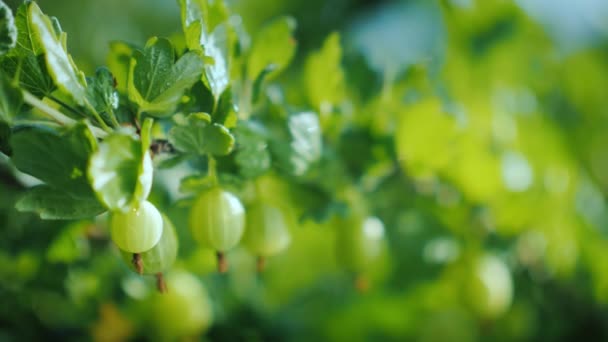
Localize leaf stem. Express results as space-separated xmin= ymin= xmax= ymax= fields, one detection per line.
xmin=48 ymin=95 xmax=87 ymax=118
xmin=22 ymin=91 xmax=107 ymax=138
xmin=84 ymin=99 xmax=112 ymax=132
xmin=207 ymin=154 xmax=218 ymax=186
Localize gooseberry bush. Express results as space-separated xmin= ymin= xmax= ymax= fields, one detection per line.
xmin=0 ymin=0 xmax=387 ymax=296
xmin=5 ymin=0 xmax=608 ymax=340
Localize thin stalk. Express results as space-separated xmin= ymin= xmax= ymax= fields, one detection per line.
xmin=23 ymin=91 xmax=107 ymax=138
xmin=83 ymin=99 xmax=111 ymax=132
xmin=48 ymin=95 xmax=87 ymax=119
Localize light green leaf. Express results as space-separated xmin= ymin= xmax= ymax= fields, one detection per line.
xmin=106 ymin=41 xmax=134 ymax=93
xmin=0 ymin=71 xmax=23 ymax=124
xmin=168 ymin=112 xmax=235 ymax=156
xmin=46 ymin=222 xmax=91 ymax=263
xmin=271 ymin=112 xmax=322 ymax=176
xmin=10 ymin=1 xmax=41 ymax=57
xmin=178 ymin=0 xmax=232 ymax=101
xmin=88 ymin=130 xmax=153 ymax=212
xmin=16 ymin=185 xmax=105 ymax=220
xmin=10 ymin=122 xmax=98 ymax=198
xmin=0 ymin=0 xmax=17 ymax=56
xmin=234 ymin=121 xmax=271 ymax=179
xmin=28 ymin=2 xmax=87 ymax=105
xmin=304 ymin=32 xmax=345 ymax=112
xmin=247 ymin=17 xmax=297 ymax=81
xmin=128 ymin=37 xmax=205 ymax=116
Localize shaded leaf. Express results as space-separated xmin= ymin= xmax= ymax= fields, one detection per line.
xmin=0 ymin=71 xmax=23 ymax=124
xmin=10 ymin=122 xmax=98 ymax=198
xmin=86 ymin=67 xmax=119 ymax=125
xmin=234 ymin=120 xmax=271 ymax=179
xmin=271 ymin=112 xmax=322 ymax=176
xmin=16 ymin=185 xmax=105 ymax=220
xmin=0 ymin=0 xmax=17 ymax=56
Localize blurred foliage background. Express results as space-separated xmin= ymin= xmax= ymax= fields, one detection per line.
xmin=2 ymin=0 xmax=608 ymax=341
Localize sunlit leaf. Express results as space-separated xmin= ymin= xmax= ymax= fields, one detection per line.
xmin=247 ymin=16 xmax=296 ymax=81
xmin=168 ymin=112 xmax=234 ymax=156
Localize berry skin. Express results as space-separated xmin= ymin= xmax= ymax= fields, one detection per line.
xmin=110 ymin=200 xmax=163 ymax=254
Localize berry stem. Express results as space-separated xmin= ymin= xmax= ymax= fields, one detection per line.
xmin=132 ymin=253 xmax=143 ymax=274
xmin=155 ymin=272 xmax=167 ymax=293
xmin=256 ymin=256 xmax=266 ymax=273
xmin=216 ymin=251 xmax=228 ymax=273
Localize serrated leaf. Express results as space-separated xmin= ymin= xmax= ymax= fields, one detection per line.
xmin=234 ymin=121 xmax=271 ymax=178
xmin=168 ymin=112 xmax=234 ymax=156
xmin=2 ymin=54 xmax=55 ymax=97
xmin=28 ymin=2 xmax=87 ymax=105
xmin=247 ymin=17 xmax=296 ymax=81
xmin=271 ymin=112 xmax=322 ymax=176
xmin=10 ymin=1 xmax=42 ymax=57
xmin=0 ymin=71 xmax=22 ymax=124
xmin=88 ymin=130 xmax=152 ymax=212
xmin=16 ymin=185 xmax=105 ymax=220
xmin=304 ymin=32 xmax=345 ymax=112
xmin=128 ymin=37 xmax=205 ymax=116
xmin=86 ymin=67 xmax=118 ymax=125
xmin=0 ymin=0 xmax=17 ymax=56
xmin=10 ymin=122 xmax=98 ymax=198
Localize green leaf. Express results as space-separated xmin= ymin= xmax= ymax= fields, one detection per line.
xmin=10 ymin=1 xmax=42 ymax=57
xmin=179 ymin=174 xmax=215 ymax=194
xmin=10 ymin=122 xmax=98 ymax=198
xmin=86 ymin=67 xmax=118 ymax=125
xmin=234 ymin=121 xmax=271 ymax=179
xmin=2 ymin=54 xmax=55 ymax=97
xmin=106 ymin=41 xmax=134 ymax=93
xmin=304 ymin=32 xmax=345 ymax=112
xmin=271 ymin=111 xmax=322 ymax=176
xmin=178 ymin=0 xmax=232 ymax=101
xmin=2 ymin=2 xmax=55 ymax=97
xmin=16 ymin=185 xmax=105 ymax=220
xmin=0 ymin=0 xmax=17 ymax=56
xmin=247 ymin=17 xmax=297 ymax=81
xmin=88 ymin=130 xmax=153 ymax=212
xmin=168 ymin=112 xmax=235 ymax=156
xmin=46 ymin=221 xmax=91 ymax=263
xmin=128 ymin=37 xmax=205 ymax=116
xmin=201 ymin=25 xmax=231 ymax=101
xmin=28 ymin=2 xmax=87 ymax=105
xmin=0 ymin=71 xmax=23 ymax=124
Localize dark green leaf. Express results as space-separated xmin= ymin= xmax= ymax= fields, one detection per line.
xmin=0 ymin=0 xmax=17 ymax=56
xmin=168 ymin=112 xmax=235 ymax=156
xmin=128 ymin=37 xmax=205 ymax=116
xmin=2 ymin=54 xmax=55 ymax=97
xmin=0 ymin=120 xmax=10 ymax=155
xmin=85 ymin=67 xmax=118 ymax=125
xmin=0 ymin=71 xmax=22 ymax=124
xmin=10 ymin=122 xmax=98 ymax=198
xmin=88 ymin=130 xmax=152 ymax=212
xmin=28 ymin=2 xmax=87 ymax=105
xmin=16 ymin=185 xmax=105 ymax=220
xmin=247 ymin=17 xmax=297 ymax=81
